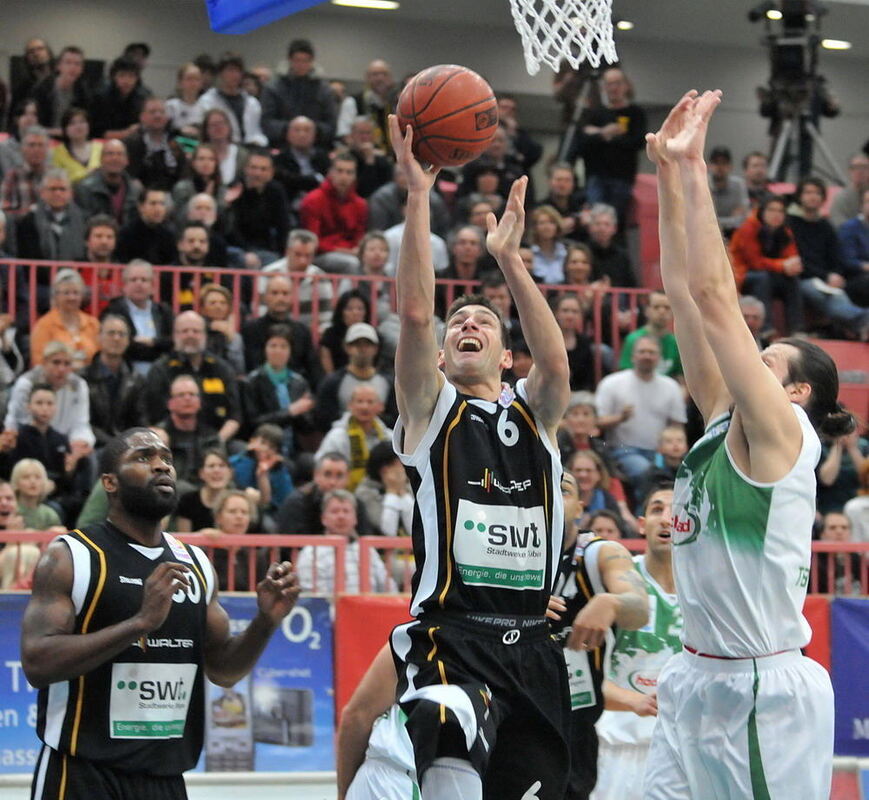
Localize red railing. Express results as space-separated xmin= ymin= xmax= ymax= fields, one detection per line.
xmin=1 ymin=258 xmax=650 ymax=381
xmin=1 ymin=531 xmax=867 ymax=595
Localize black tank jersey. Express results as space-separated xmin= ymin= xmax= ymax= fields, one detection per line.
xmin=394 ymin=378 xmax=564 ymax=617
xmin=550 ymin=534 xmax=610 ymax=725
xmin=36 ymin=522 xmax=212 ymax=776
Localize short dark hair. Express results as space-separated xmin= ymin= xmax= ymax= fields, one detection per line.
xmin=245 ymin=147 xmax=273 ymax=165
xmin=253 ymin=423 xmax=283 ymax=451
xmin=796 ymin=176 xmax=827 ymax=202
xmin=178 ymin=220 xmax=209 ymax=241
xmin=641 ymin=482 xmax=674 ymax=514
xmin=288 ymin=38 xmax=314 ymax=57
xmin=101 ymin=313 xmax=131 ymax=336
xmin=445 ymin=293 xmax=510 ymax=349
xmin=57 ymin=46 xmax=84 ymax=62
xmin=778 ymin=338 xmax=856 ymax=437
xmin=140 ymin=187 xmax=166 ymax=204
xmin=59 ymin=107 xmax=89 ymax=147
xmin=109 ymin=57 xmax=141 ymax=78
xmin=366 ymin=440 xmax=399 ymax=482
xmin=86 ymin=214 xmax=119 ymax=238
xmin=29 ymin=382 xmax=56 ymax=399
xmin=742 ymin=150 xmax=767 ymax=169
xmin=217 ymin=52 xmax=245 ymax=73
xmin=266 ymin=323 xmax=294 ymax=347
xmin=99 ymin=427 xmax=153 ymax=475
xmin=123 ymin=42 xmax=151 ymax=59
xmin=588 ymin=509 xmax=623 ymax=533
xmin=708 ymin=146 xmax=732 ymax=163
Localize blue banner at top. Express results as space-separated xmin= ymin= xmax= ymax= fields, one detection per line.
xmin=206 ymin=0 xmax=328 ymax=33
xmin=831 ymin=597 xmax=869 ymax=757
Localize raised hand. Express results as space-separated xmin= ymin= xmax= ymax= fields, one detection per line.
xmin=256 ymin=561 xmax=301 ymax=624
xmin=135 ymin=561 xmax=191 ymax=632
xmin=387 ymin=114 xmax=439 ymax=193
xmin=645 ymin=90 xmax=698 ymax=166
xmin=664 ymin=90 xmax=722 ymax=163
xmin=486 ymin=176 xmax=528 ymax=260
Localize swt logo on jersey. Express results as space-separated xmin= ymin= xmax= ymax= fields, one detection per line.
xmin=453 ymin=499 xmax=546 ymax=590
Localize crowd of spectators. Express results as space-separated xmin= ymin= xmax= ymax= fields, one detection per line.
xmin=0 ymin=38 xmax=866 ymax=591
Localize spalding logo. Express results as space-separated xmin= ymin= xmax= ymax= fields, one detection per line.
xmin=475 ymin=108 xmax=498 ymax=130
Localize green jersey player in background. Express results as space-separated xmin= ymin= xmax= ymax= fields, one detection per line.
xmin=591 ymin=484 xmax=681 ymax=800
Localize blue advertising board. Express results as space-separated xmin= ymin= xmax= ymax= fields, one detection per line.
xmin=0 ymin=593 xmax=334 ymax=774
xmin=831 ymin=597 xmax=869 ymax=758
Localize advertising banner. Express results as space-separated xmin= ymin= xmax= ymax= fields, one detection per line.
xmin=831 ymin=597 xmax=869 ymax=757
xmin=0 ymin=593 xmax=334 ymax=774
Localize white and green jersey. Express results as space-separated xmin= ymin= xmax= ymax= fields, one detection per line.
xmin=596 ymin=556 xmax=682 ymax=747
xmin=671 ymin=404 xmax=819 ymax=657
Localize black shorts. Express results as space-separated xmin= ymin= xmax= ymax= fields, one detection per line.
xmin=567 ymin=712 xmax=599 ymax=800
xmin=391 ymin=612 xmax=572 ymax=800
xmin=31 ymin=745 xmax=188 ymax=800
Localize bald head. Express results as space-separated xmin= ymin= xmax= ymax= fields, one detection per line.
xmin=101 ymin=139 xmax=128 ymax=176
xmin=173 ymin=311 xmax=207 ymax=355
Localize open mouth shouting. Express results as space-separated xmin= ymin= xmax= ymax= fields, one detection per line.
xmin=458 ymin=337 xmax=483 ymax=353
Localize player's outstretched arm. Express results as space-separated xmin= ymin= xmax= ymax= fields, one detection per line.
xmin=21 ymin=542 xmax=192 ymax=688
xmin=667 ymin=91 xmax=802 ymax=475
xmin=567 ymin=542 xmax=649 ymax=650
xmin=487 ymin=176 xmax=570 ymax=435
xmin=336 ymin=643 xmax=398 ymax=800
xmin=647 ymin=92 xmax=729 ymax=424
xmin=389 ymin=114 xmax=444 ymax=437
xmin=203 ymin=560 xmax=300 ymax=687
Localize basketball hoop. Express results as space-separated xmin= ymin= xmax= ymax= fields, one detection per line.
xmin=509 ymin=0 xmax=618 ymax=75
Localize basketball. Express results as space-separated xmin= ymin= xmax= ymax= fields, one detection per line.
xmin=396 ymin=65 xmax=499 ymax=168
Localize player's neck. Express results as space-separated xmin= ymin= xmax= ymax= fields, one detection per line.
xmin=644 ymin=552 xmax=675 ymax=594
xmin=451 ymin=374 xmax=503 ymax=402
xmin=108 ymin=509 xmax=165 ymax=547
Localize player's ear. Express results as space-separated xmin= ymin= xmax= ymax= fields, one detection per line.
xmin=501 ymin=348 xmax=513 ymax=370
xmin=101 ymin=472 xmax=118 ymax=495
xmin=437 ymin=348 xmax=445 ymax=369
xmin=637 ymin=516 xmax=647 ymax=538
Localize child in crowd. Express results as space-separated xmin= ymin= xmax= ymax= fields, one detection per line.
xmin=10 ymin=458 xmax=64 ymax=530
xmin=230 ymin=423 xmax=293 ymax=530
xmin=633 ymin=425 xmax=688 ymax=513
xmin=0 ymin=384 xmax=86 ymax=524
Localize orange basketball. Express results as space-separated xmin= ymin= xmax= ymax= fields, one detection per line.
xmin=396 ymin=65 xmax=499 ymax=168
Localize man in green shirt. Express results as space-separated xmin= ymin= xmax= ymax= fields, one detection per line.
xmin=619 ymin=292 xmax=682 ymax=378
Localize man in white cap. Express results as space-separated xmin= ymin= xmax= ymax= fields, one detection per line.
xmin=314 ymin=322 xmax=397 ymax=432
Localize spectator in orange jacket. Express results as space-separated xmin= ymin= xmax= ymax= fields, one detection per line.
xmin=729 ymin=194 xmax=804 ymax=335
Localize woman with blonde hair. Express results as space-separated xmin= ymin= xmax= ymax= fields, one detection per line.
xmin=210 ymin=489 xmax=266 ymax=591
xmin=529 ymin=204 xmax=568 ymax=284
xmin=198 ymin=283 xmax=245 ymax=374
xmin=29 ymin=269 xmax=99 ymax=369
xmin=10 ymin=458 xmax=63 ymax=530
xmin=165 ymin=62 xmax=205 ymax=137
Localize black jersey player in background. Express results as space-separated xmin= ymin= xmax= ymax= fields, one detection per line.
xmin=550 ymin=471 xmax=649 ymax=800
xmin=383 ymin=113 xmax=572 ymax=800
xmin=20 ymin=427 xmax=300 ymax=800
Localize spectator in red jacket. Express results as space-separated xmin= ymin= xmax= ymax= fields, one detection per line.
xmin=299 ymin=151 xmax=367 ymax=274
xmin=729 ymin=194 xmax=804 ymax=335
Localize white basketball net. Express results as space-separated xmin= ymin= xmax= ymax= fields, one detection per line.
xmin=509 ymin=0 xmax=618 ymax=75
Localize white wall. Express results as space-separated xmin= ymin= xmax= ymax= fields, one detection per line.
xmin=1 ymin=0 xmax=866 ymax=168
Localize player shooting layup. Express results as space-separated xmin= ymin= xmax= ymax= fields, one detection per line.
xmin=383 ymin=115 xmax=572 ymax=800
xmin=643 ymin=90 xmax=854 ymax=798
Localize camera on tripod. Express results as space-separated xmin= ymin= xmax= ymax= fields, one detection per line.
xmin=748 ymin=0 xmax=844 ymax=182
